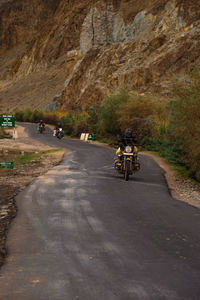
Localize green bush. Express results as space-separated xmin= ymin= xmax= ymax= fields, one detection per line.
xmin=15 ymin=110 xmax=24 ymax=122
xmin=15 ymin=109 xmax=59 ymax=125
xmin=61 ymin=115 xmax=73 ymax=135
xmin=43 ymin=111 xmax=59 ymax=125
xmin=22 ymin=108 xmax=33 ymax=122
xmin=170 ymin=69 xmax=200 ymax=179
xmin=118 ymin=92 xmax=168 ymax=140
xmin=142 ymin=137 xmax=184 ymax=165
xmin=71 ymin=111 xmax=90 ymax=137
xmin=30 ymin=109 xmax=43 ymax=123
xmin=85 ymin=104 xmax=100 ymax=133
xmin=98 ymin=90 xmax=128 ymax=135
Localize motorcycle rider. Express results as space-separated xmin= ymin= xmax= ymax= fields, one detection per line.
xmin=39 ymin=119 xmax=45 ymax=126
xmin=38 ymin=119 xmax=45 ymax=131
xmin=117 ymin=128 xmax=138 ymax=150
xmin=115 ymin=128 xmax=138 ymax=164
xmin=55 ymin=122 xmax=62 ymax=137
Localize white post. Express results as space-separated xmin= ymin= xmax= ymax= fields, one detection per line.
xmin=13 ymin=127 xmax=18 ymax=139
xmin=84 ymin=133 xmax=89 ymax=141
xmin=80 ymin=133 xmax=86 ymax=140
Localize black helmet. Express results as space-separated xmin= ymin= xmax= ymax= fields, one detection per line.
xmin=124 ymin=128 xmax=132 ymax=138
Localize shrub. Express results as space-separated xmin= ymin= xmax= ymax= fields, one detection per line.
xmin=30 ymin=109 xmax=43 ymax=123
xmin=142 ymin=137 xmax=184 ymax=165
xmin=118 ymin=92 xmax=168 ymax=140
xmin=22 ymin=108 xmax=33 ymax=122
xmin=15 ymin=109 xmax=59 ymax=125
xmin=15 ymin=110 xmax=24 ymax=122
xmin=98 ymin=90 xmax=129 ymax=135
xmin=85 ymin=104 xmax=101 ymax=133
xmin=170 ymin=69 xmax=200 ymax=179
xmin=42 ymin=111 xmax=59 ymax=125
xmin=71 ymin=111 xmax=90 ymax=137
xmin=61 ymin=114 xmax=74 ymax=135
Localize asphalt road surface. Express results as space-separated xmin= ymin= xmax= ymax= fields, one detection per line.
xmin=0 ymin=124 xmax=200 ymax=300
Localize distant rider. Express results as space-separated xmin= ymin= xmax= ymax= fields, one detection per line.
xmin=39 ymin=119 xmax=45 ymax=129
xmin=55 ymin=122 xmax=62 ymax=136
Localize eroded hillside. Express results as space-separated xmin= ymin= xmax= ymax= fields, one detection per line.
xmin=0 ymin=0 xmax=199 ymax=112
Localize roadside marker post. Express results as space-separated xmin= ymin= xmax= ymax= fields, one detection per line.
xmin=85 ymin=133 xmax=89 ymax=141
xmin=88 ymin=133 xmax=93 ymax=141
xmin=80 ymin=133 xmax=94 ymax=141
xmin=80 ymin=133 xmax=86 ymax=140
xmin=13 ymin=127 xmax=18 ymax=139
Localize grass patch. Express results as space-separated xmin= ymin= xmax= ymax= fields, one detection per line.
xmin=143 ymin=149 xmax=200 ymax=184
xmin=94 ymin=135 xmax=116 ymax=146
xmin=0 ymin=148 xmax=62 ymax=169
xmin=16 ymin=152 xmax=42 ymax=165
xmin=141 ymin=137 xmax=184 ymax=165
xmin=15 ymin=149 xmax=62 ymax=166
xmin=140 ymin=137 xmax=200 ymax=183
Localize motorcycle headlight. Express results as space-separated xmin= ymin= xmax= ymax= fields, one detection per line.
xmin=59 ymin=128 xmax=62 ymax=131
xmin=125 ymin=146 xmax=132 ymax=153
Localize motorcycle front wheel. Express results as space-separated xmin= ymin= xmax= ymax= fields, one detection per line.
xmin=57 ymin=133 xmax=63 ymax=139
xmin=124 ymin=160 xmax=130 ymax=181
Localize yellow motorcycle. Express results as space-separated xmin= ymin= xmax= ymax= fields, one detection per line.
xmin=115 ymin=145 xmax=140 ymax=181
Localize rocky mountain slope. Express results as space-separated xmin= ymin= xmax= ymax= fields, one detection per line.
xmin=0 ymin=0 xmax=199 ymax=112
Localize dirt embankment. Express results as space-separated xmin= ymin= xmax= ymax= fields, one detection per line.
xmin=0 ymin=125 xmax=66 ymax=267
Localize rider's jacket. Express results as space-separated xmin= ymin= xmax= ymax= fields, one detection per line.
xmin=56 ymin=124 xmax=62 ymax=131
xmin=39 ymin=122 xmax=45 ymax=127
xmin=116 ymin=134 xmax=138 ymax=150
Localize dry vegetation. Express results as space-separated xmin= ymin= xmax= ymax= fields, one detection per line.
xmin=170 ymin=70 xmax=200 ymax=180
xmin=14 ymin=70 xmax=200 ymax=182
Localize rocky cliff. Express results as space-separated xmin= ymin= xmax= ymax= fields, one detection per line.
xmin=0 ymin=0 xmax=199 ymax=112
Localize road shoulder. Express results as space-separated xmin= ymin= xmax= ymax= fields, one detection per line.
xmin=141 ymin=152 xmax=200 ymax=210
xmin=0 ymin=125 xmax=66 ymax=267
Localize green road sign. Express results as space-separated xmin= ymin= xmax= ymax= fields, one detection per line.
xmin=88 ymin=133 xmax=93 ymax=140
xmin=0 ymin=161 xmax=14 ymax=169
xmin=0 ymin=115 xmax=15 ymax=127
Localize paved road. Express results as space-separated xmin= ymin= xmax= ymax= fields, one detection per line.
xmin=0 ymin=124 xmax=200 ymax=300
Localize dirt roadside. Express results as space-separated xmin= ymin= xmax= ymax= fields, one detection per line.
xmin=141 ymin=152 xmax=200 ymax=210
xmin=0 ymin=125 xmax=66 ymax=267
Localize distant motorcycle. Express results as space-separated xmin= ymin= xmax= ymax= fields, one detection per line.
xmin=38 ymin=124 xmax=45 ymax=134
xmin=56 ymin=128 xmax=64 ymax=139
xmin=115 ymin=145 xmax=140 ymax=181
